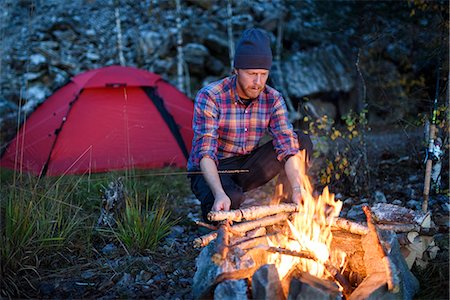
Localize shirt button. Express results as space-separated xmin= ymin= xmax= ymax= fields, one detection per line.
xmin=244 ymin=128 xmax=248 ymax=132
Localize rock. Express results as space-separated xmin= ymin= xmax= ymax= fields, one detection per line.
xmin=116 ymin=273 xmax=133 ymax=289
xmin=349 ymin=272 xmax=400 ymax=300
xmin=283 ymin=45 xmax=354 ymax=98
xmin=343 ymin=197 xmax=354 ymax=206
xmin=23 ymin=84 xmax=51 ymax=112
xmin=252 ymin=264 xmax=284 ymax=300
xmin=392 ymin=199 xmax=403 ymax=206
xmin=214 ymin=280 xmax=248 ymax=300
xmin=184 ymin=43 xmax=209 ymax=74
xmin=405 ymin=200 xmax=421 ymax=210
xmin=374 ymin=190 xmax=387 ymax=203
xmin=81 ymin=270 xmax=95 ymax=280
xmin=101 ymin=243 xmax=118 ymax=255
xmin=346 ymin=204 xmax=366 ymax=221
xmin=287 ymin=272 xmax=341 ymax=300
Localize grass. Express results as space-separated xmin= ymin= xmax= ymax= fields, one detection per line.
xmin=0 ymin=168 xmax=191 ymax=298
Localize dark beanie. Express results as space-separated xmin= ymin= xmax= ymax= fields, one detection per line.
xmin=234 ymin=28 xmax=272 ymax=70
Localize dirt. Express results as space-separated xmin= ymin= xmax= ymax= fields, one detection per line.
xmin=19 ymin=129 xmax=450 ymax=299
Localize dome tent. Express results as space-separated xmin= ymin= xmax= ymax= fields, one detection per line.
xmin=1 ymin=66 xmax=193 ymax=176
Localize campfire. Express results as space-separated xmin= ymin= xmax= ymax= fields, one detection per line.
xmin=192 ymin=151 xmax=435 ymax=299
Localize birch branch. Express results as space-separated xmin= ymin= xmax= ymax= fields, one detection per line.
xmin=193 ymin=212 xmax=291 ymax=248
xmin=207 ymin=203 xmax=299 ymax=222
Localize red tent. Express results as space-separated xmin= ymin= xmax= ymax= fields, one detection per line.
xmin=0 ymin=66 xmax=194 ymax=176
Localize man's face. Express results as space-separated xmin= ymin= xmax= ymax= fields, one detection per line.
xmin=235 ymin=69 xmax=269 ymax=100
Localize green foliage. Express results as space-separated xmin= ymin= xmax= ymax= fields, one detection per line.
xmin=116 ymin=193 xmax=179 ymax=254
xmin=306 ymin=109 xmax=369 ymax=193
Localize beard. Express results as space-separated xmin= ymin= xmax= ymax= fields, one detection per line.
xmin=237 ymin=81 xmax=264 ymax=100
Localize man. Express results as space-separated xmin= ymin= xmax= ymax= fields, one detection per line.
xmin=187 ymin=28 xmax=313 ymax=222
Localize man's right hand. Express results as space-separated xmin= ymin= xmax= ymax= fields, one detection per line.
xmin=212 ymin=192 xmax=231 ymax=211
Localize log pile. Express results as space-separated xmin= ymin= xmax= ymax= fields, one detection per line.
xmin=192 ymin=202 xmax=437 ymax=299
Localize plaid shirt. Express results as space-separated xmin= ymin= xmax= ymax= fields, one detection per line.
xmin=187 ymin=75 xmax=299 ymax=170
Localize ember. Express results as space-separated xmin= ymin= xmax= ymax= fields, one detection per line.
xmin=192 ymin=151 xmax=430 ymax=299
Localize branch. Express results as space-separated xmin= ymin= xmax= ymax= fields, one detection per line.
xmin=208 ymin=204 xmax=298 ymax=222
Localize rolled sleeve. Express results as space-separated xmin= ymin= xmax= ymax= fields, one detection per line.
xmin=268 ymin=95 xmax=299 ymax=161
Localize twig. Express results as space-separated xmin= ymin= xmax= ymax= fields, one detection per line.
xmin=195 ymin=220 xmax=218 ymax=231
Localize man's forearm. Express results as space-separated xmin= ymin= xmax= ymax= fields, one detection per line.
xmin=199 ymin=157 xmax=226 ymax=197
xmin=285 ymin=154 xmax=304 ymax=191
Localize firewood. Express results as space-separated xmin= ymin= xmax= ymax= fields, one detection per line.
xmin=255 ymin=245 xmax=317 ymax=261
xmin=252 ymin=245 xmax=352 ymax=296
xmin=333 ymin=217 xmax=369 ymax=235
xmin=195 ymin=220 xmax=218 ymax=231
xmin=231 ymin=232 xmax=283 ymax=250
xmin=333 ymin=217 xmax=434 ymax=235
xmin=207 ymin=204 xmax=298 ymax=222
xmin=193 ymin=212 xmax=291 ymax=248
xmin=212 ymin=220 xmax=231 ymax=265
xmin=362 ymin=205 xmax=400 ymax=293
xmin=193 ymin=232 xmax=218 ymax=248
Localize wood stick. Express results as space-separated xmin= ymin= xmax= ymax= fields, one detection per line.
xmin=254 ymin=245 xmax=352 ymax=295
xmin=213 ymin=220 xmax=231 ymax=264
xmin=332 ymin=217 xmax=429 ymax=235
xmin=362 ymin=205 xmax=400 ymax=293
xmin=231 ymin=232 xmax=283 ymax=250
xmin=255 ymin=245 xmax=317 ymax=261
xmin=208 ymin=203 xmax=299 ymax=222
xmin=332 ymin=217 xmax=369 ymax=235
xmin=195 ymin=220 xmax=218 ymax=231
xmin=193 ymin=212 xmax=291 ymax=248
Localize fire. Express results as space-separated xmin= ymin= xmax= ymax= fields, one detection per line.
xmin=268 ymin=150 xmax=344 ymax=280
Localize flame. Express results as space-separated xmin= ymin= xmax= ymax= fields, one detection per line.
xmin=269 ymin=150 xmax=343 ymax=280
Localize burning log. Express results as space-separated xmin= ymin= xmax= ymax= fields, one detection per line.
xmin=193 ymin=212 xmax=291 ymax=248
xmin=248 ymin=245 xmax=353 ymax=296
xmin=362 ymin=205 xmax=400 ymax=293
xmin=207 ymin=203 xmax=299 ymax=222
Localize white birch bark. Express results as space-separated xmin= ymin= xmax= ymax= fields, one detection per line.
xmin=176 ymin=0 xmax=184 ymax=92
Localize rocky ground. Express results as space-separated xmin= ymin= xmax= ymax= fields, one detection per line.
xmin=23 ymin=129 xmax=449 ymax=299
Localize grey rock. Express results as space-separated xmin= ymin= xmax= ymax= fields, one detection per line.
xmin=343 ymin=197 xmax=354 ymax=206
xmin=101 ymin=243 xmax=118 ymax=255
xmin=184 ymin=43 xmax=209 ymax=71
xmin=252 ymin=264 xmax=284 ymax=300
xmin=346 ymin=204 xmax=366 ymax=221
xmin=374 ymin=190 xmax=387 ymax=203
xmin=405 ymin=200 xmax=421 ymax=210
xmin=287 ymin=272 xmax=341 ymax=300
xmin=392 ymin=199 xmax=403 ymax=206
xmin=23 ymin=84 xmax=51 ymax=112
xmin=284 ymin=45 xmax=354 ymax=98
xmin=214 ymin=280 xmax=248 ymax=300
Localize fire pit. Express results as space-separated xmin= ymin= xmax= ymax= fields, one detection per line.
xmin=191 ymin=152 xmax=433 ymax=299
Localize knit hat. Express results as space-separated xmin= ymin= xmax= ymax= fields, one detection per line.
xmin=234 ymin=28 xmax=272 ymax=70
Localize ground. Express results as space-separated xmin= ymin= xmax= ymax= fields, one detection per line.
xmin=15 ymin=128 xmax=450 ymax=299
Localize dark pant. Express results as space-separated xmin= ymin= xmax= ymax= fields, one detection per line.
xmin=190 ymin=132 xmax=313 ymax=222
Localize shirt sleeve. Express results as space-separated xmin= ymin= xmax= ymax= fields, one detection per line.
xmin=268 ymin=94 xmax=299 ymax=161
xmin=191 ymin=89 xmax=220 ymax=168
